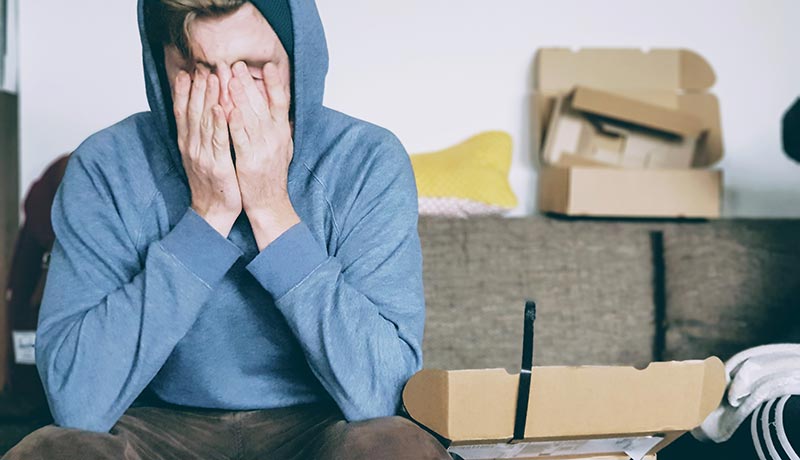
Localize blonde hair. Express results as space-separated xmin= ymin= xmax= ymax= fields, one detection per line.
xmin=149 ymin=0 xmax=246 ymax=57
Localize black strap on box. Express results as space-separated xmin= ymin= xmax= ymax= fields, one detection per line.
xmin=513 ymin=300 xmax=537 ymax=442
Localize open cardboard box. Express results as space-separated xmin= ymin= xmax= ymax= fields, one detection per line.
xmin=533 ymin=48 xmax=724 ymax=218
xmin=544 ymin=87 xmax=707 ymax=170
xmin=403 ymin=358 xmax=726 ymax=460
xmin=403 ymin=302 xmax=726 ymax=459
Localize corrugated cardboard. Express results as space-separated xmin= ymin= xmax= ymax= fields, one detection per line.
xmin=571 ymin=87 xmax=706 ymax=138
xmin=403 ymin=358 xmax=726 ymax=460
xmin=543 ymin=87 xmax=706 ymax=170
xmin=538 ymin=167 xmax=723 ymax=219
xmin=533 ymin=48 xmax=724 ymax=218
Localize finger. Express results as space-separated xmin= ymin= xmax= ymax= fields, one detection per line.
xmin=199 ymin=74 xmax=220 ymax=152
xmin=232 ymin=61 xmax=270 ymax=118
xmin=229 ymin=77 xmax=259 ymax=134
xmin=228 ymin=107 xmax=250 ymax=158
xmin=263 ymin=63 xmax=290 ymax=123
xmin=200 ymin=111 xmax=213 ymax=155
xmin=211 ymin=105 xmax=230 ymax=160
xmin=204 ymin=74 xmax=220 ymax=114
xmin=173 ymin=71 xmax=191 ymax=146
xmin=187 ymin=71 xmax=208 ymax=151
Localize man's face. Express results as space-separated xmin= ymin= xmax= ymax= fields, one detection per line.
xmin=163 ymin=2 xmax=291 ymax=119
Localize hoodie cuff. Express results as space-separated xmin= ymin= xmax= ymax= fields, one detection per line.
xmin=246 ymin=221 xmax=328 ymax=299
xmin=159 ymin=208 xmax=243 ymax=287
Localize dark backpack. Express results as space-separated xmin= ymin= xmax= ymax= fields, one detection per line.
xmin=784 ymin=97 xmax=800 ymax=163
xmin=3 ymin=154 xmax=70 ymax=419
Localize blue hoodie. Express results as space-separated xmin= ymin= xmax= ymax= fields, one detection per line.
xmin=35 ymin=0 xmax=425 ymax=433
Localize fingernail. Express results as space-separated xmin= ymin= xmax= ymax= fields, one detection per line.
xmin=234 ymin=61 xmax=247 ymax=74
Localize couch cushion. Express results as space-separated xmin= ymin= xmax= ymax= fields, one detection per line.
xmin=418 ymin=217 xmax=656 ymax=371
xmin=662 ymin=220 xmax=800 ymax=361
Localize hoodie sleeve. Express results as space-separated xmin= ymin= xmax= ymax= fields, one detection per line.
xmin=36 ymin=152 xmax=242 ymax=433
xmin=246 ymin=137 xmax=425 ymax=421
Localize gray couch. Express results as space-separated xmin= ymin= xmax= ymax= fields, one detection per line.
xmin=1 ymin=216 xmax=799 ymax=455
xmin=419 ymin=217 xmax=800 ymax=371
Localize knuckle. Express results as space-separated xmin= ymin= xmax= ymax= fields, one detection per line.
xmin=212 ymin=136 xmax=226 ymax=151
xmin=201 ymin=114 xmax=212 ymax=130
xmin=229 ymin=124 xmax=244 ymax=139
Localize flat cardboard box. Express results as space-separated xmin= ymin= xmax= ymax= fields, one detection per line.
xmin=533 ymin=48 xmax=724 ymax=218
xmin=403 ymin=358 xmax=726 ymax=460
xmin=544 ymin=87 xmax=707 ymax=170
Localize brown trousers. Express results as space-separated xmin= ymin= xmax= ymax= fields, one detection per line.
xmin=2 ymin=403 xmax=451 ymax=460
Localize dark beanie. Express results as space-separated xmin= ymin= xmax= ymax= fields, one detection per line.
xmin=250 ymin=0 xmax=294 ymax=62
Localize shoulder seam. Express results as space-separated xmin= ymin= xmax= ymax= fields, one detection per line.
xmin=300 ymin=160 xmax=342 ymax=241
xmin=133 ymin=188 xmax=162 ymax=252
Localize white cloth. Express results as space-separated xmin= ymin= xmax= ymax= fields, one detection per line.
xmin=693 ymin=344 xmax=800 ymax=443
xmin=418 ymin=197 xmax=509 ymax=218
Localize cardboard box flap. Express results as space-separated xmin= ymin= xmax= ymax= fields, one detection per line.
xmin=536 ymin=48 xmax=716 ymax=92
xmin=571 ymin=86 xmax=707 ymax=138
xmin=403 ymin=358 xmax=726 ymax=443
xmin=401 ymin=368 xmax=452 ymax=438
xmin=532 ymin=47 xmax=724 ymax=168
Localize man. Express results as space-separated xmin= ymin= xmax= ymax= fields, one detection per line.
xmin=4 ymin=0 xmax=450 ymax=458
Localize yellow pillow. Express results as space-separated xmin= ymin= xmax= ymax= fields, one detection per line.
xmin=410 ymin=131 xmax=518 ymax=217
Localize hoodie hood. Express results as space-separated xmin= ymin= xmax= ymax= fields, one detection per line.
xmin=137 ymin=0 xmax=330 ymax=175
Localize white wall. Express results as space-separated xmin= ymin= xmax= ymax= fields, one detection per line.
xmin=19 ymin=0 xmax=147 ymax=189
xmin=19 ymin=0 xmax=800 ymax=217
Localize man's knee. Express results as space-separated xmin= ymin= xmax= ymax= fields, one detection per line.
xmin=3 ymin=425 xmax=127 ymax=460
xmin=324 ymin=416 xmax=450 ymax=460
